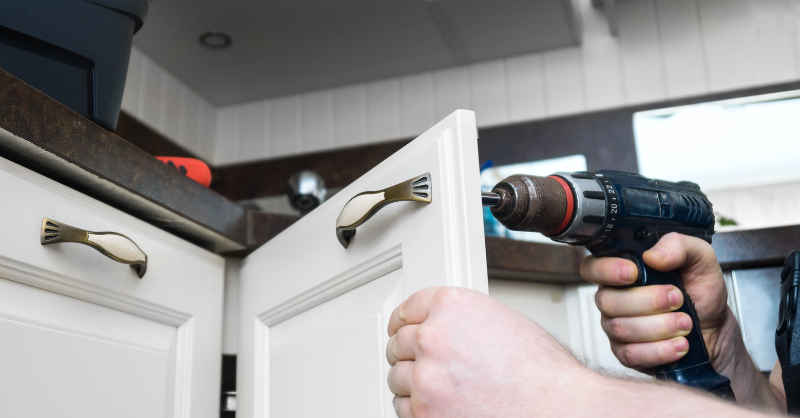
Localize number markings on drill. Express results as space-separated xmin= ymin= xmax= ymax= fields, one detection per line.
xmin=587 ymin=174 xmax=619 ymax=248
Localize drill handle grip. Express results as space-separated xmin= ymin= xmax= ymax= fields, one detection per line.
xmin=624 ymin=253 xmax=735 ymax=398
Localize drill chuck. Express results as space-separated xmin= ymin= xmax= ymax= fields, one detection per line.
xmin=485 ymin=173 xmax=611 ymax=244
xmin=488 ymin=175 xmax=570 ymax=235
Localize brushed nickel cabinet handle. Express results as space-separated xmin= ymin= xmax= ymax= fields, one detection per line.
xmin=335 ymin=173 xmax=432 ymax=248
xmin=40 ymin=218 xmax=148 ymax=278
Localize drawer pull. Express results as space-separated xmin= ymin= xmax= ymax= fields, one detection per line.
xmin=335 ymin=173 xmax=432 ymax=248
xmin=40 ymin=218 xmax=148 ymax=278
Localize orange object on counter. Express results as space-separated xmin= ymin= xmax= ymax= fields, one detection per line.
xmin=155 ymin=157 xmax=212 ymax=187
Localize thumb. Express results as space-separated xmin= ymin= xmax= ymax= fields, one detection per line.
xmin=642 ymin=233 xmax=722 ymax=282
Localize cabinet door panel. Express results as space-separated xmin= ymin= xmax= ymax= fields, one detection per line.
xmin=0 ymin=278 xmax=175 ymax=417
xmin=238 ymin=110 xmax=487 ymax=418
xmin=0 ymin=156 xmax=224 ymax=418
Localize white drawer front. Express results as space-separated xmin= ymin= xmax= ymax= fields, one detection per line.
xmin=0 ymin=157 xmax=224 ymax=418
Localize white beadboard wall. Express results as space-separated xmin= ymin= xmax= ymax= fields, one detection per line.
xmin=120 ymin=47 xmax=218 ymax=162
xmin=124 ymin=0 xmax=800 ymax=166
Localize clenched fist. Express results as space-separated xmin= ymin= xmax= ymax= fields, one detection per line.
xmin=581 ymin=232 xmax=783 ymax=411
xmin=385 ymin=286 xmax=590 ymax=418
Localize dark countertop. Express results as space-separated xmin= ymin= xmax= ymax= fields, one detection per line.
xmin=2 ymin=69 xmax=798 ymax=273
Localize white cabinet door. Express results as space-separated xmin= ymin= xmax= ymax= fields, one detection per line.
xmin=237 ymin=110 xmax=488 ymax=418
xmin=0 ymin=157 xmax=224 ymax=418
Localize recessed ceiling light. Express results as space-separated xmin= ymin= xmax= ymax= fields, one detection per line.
xmin=199 ymin=32 xmax=232 ymax=48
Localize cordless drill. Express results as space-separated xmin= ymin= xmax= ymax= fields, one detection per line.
xmin=777 ymin=250 xmax=800 ymax=412
xmin=482 ymin=170 xmax=735 ymax=400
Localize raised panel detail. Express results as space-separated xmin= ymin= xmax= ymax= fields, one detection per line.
xmin=271 ymin=314 xmax=383 ymax=416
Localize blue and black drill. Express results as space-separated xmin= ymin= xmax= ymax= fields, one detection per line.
xmin=482 ymin=170 xmax=735 ymax=400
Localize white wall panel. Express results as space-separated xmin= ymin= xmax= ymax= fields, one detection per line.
xmin=789 ymin=6 xmax=800 ymax=73
xmin=433 ymin=67 xmax=472 ymax=123
xmin=750 ymin=0 xmax=799 ymax=85
xmin=269 ymin=96 xmax=302 ymax=158
xmin=505 ymin=54 xmax=547 ymax=123
xmin=399 ymin=73 xmax=435 ymax=138
xmin=469 ymin=61 xmax=509 ymax=127
xmin=300 ymin=90 xmax=334 ymax=153
xmin=121 ymin=46 xmax=217 ymax=163
xmin=140 ymin=58 xmax=164 ymax=131
xmin=178 ymin=86 xmax=201 ymax=154
xmin=159 ymin=72 xmax=182 ymax=143
xmin=198 ymin=100 xmax=217 ymax=163
xmin=618 ymin=0 xmax=667 ymax=104
xmin=578 ymin=0 xmax=626 ymax=110
xmin=237 ymin=101 xmax=270 ymax=162
xmin=698 ymin=0 xmax=757 ymax=92
xmin=366 ymin=79 xmax=402 ymax=143
xmin=333 ymin=85 xmax=367 ymax=149
xmin=654 ymin=0 xmax=709 ymax=98
xmin=543 ymin=48 xmax=586 ymax=117
xmin=214 ymin=106 xmax=240 ymax=165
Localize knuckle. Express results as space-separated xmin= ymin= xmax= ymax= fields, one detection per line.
xmin=659 ymin=316 xmax=672 ymax=337
xmin=651 ymin=287 xmax=670 ymax=311
xmin=594 ymin=289 xmax=609 ymax=313
xmin=622 ymin=346 xmax=644 ymax=368
xmin=386 ymin=334 xmax=396 ymax=364
xmin=604 ymin=317 xmax=627 ymax=340
xmin=414 ymin=324 xmax=440 ymax=353
xmin=603 ymin=262 xmax=619 ymax=282
xmin=657 ymin=344 xmax=672 ymax=363
xmin=396 ymin=325 xmax=411 ymax=342
xmin=434 ymin=287 xmax=462 ymax=306
xmin=613 ymin=344 xmax=636 ymax=367
xmin=413 ymin=363 xmax=440 ymax=397
xmin=387 ymin=365 xmax=397 ymax=389
xmin=410 ymin=400 xmax=431 ymax=418
xmin=579 ymin=258 xmax=591 ymax=279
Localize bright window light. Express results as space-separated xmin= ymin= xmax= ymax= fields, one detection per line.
xmin=634 ymin=90 xmax=800 ymax=192
xmin=635 ymin=90 xmax=800 ymax=230
xmin=480 ymin=154 xmax=587 ymax=188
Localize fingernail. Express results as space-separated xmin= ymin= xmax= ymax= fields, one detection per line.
xmin=678 ymin=315 xmax=692 ymax=332
xmin=674 ymin=339 xmax=688 ymax=354
xmin=668 ymin=289 xmax=683 ymax=308
xmin=648 ymin=247 xmax=669 ymax=261
xmin=619 ymin=264 xmax=634 ymax=284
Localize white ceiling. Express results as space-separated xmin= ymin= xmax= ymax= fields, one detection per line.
xmin=133 ymin=0 xmax=581 ymax=106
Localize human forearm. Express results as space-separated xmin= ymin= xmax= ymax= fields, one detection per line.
xmin=710 ymin=309 xmax=784 ymax=413
xmin=577 ymin=374 xmax=772 ymax=418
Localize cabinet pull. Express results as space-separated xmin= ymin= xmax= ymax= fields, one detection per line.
xmin=40 ymin=218 xmax=148 ymax=278
xmin=335 ymin=173 xmax=432 ymax=248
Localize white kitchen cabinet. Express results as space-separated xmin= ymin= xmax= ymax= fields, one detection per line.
xmin=0 ymin=156 xmax=225 ymax=417
xmin=0 ymin=109 xmax=487 ymax=418
xmin=235 ymin=110 xmax=488 ymax=417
